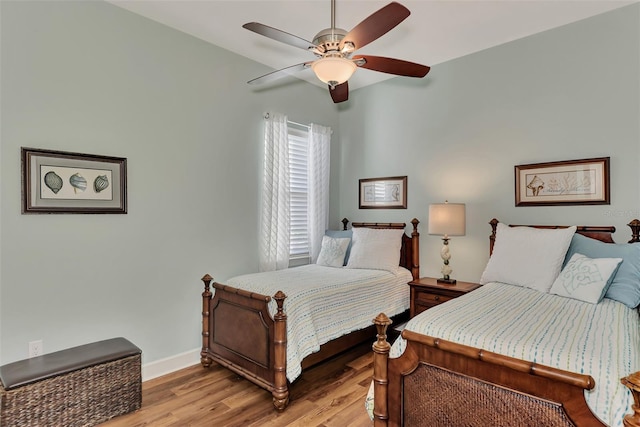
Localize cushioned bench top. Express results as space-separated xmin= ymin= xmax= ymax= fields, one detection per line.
xmin=0 ymin=337 xmax=141 ymax=390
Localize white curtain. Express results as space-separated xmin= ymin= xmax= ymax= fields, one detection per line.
xmin=259 ymin=112 xmax=290 ymax=272
xmin=307 ymin=123 xmax=332 ymax=263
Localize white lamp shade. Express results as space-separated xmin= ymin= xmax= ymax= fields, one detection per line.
xmin=311 ymin=57 xmax=357 ymax=85
xmin=428 ymin=203 xmax=466 ymax=237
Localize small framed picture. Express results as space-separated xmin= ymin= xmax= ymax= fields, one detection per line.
xmin=359 ymin=176 xmax=407 ymax=209
xmin=22 ymin=147 xmax=127 ymax=214
xmin=515 ymin=157 xmax=609 ymax=206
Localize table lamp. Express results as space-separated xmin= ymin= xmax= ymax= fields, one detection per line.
xmin=428 ymin=201 xmax=466 ymax=284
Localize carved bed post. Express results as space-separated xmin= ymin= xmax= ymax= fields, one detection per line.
xmin=272 ymin=291 xmax=289 ymax=411
xmin=372 ymin=313 xmax=392 ymax=427
xmin=410 ymin=218 xmax=420 ymax=280
xmin=489 ymin=218 xmax=499 ymax=255
xmin=200 ymin=274 xmax=213 ymax=368
xmin=342 ymin=217 xmax=349 ymax=231
xmin=628 ymin=219 xmax=640 ymax=243
xmin=622 ymin=372 xmax=640 ymax=427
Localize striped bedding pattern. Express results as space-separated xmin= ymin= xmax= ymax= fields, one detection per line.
xmin=366 ymin=282 xmax=639 ymax=426
xmin=226 ymin=264 xmax=411 ymax=382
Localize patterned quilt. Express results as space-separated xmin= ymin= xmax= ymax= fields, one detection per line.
xmin=227 ymin=264 xmax=412 ymax=381
xmin=365 ymin=281 xmax=639 ymax=426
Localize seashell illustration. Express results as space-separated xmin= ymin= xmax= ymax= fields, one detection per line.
xmin=526 ymin=175 xmax=544 ymax=196
xmin=69 ymin=173 xmax=87 ymax=193
xmin=93 ymin=175 xmax=109 ymax=193
xmin=44 ymin=171 xmax=63 ymax=194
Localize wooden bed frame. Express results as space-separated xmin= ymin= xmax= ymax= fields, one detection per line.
xmin=372 ymin=218 xmax=640 ymax=427
xmin=200 ymin=218 xmax=420 ymax=411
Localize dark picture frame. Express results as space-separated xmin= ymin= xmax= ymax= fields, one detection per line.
xmin=22 ymin=147 xmax=127 ymax=214
xmin=359 ymin=176 xmax=407 ymax=209
xmin=515 ymin=157 xmax=610 ymax=206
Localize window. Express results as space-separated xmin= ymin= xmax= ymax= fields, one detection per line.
xmin=288 ymin=126 xmax=309 ymax=259
xmin=260 ymin=112 xmax=330 ymax=272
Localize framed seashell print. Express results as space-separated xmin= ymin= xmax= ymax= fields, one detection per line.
xmin=515 ymin=157 xmax=610 ymax=206
xmin=21 ymin=147 xmax=127 ymax=214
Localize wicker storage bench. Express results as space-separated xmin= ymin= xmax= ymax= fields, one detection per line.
xmin=0 ymin=337 xmax=141 ymax=427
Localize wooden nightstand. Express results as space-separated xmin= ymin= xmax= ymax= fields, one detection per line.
xmin=409 ymin=277 xmax=481 ymax=318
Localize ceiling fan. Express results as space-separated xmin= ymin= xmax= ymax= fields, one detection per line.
xmin=243 ymin=1 xmax=431 ymax=103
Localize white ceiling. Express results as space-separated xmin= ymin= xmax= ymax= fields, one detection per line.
xmin=108 ymin=0 xmax=636 ymax=90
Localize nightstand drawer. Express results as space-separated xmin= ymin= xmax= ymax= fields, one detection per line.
xmin=409 ymin=277 xmax=481 ymax=318
xmin=415 ymin=292 xmax=454 ymax=306
xmin=414 ymin=302 xmax=433 ymax=316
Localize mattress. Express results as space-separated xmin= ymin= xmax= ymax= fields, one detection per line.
xmin=365 ymin=281 xmax=639 ymax=426
xmin=227 ymin=264 xmax=412 ymax=382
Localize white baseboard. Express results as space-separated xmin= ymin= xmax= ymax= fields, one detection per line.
xmin=142 ymin=347 xmax=201 ymax=382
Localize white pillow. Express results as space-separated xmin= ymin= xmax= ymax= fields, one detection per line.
xmin=316 ymin=236 xmax=351 ymax=268
xmin=550 ymin=253 xmax=622 ymax=304
xmin=479 ymin=223 xmax=576 ymax=292
xmin=345 ymin=227 xmax=404 ymax=273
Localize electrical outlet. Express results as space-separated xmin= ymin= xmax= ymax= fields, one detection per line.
xmin=29 ymin=340 xmax=43 ymax=358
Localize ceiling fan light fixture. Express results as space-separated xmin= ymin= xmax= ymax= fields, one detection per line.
xmin=243 ymin=1 xmax=429 ymax=103
xmin=311 ymin=56 xmax=357 ymax=87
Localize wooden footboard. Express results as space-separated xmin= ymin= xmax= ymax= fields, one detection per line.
xmin=200 ymin=274 xmax=289 ymax=410
xmin=373 ymin=313 xmax=640 ymax=427
xmin=200 ymin=275 xmax=410 ymax=412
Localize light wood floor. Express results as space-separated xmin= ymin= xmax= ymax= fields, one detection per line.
xmin=100 ymin=342 xmax=375 ymax=427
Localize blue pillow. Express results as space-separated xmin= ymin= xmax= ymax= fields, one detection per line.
xmin=564 ymin=233 xmax=640 ymax=308
xmin=325 ymin=229 xmax=352 ymax=266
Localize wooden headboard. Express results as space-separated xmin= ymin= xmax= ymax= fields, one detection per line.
xmin=489 ymin=218 xmax=640 ymax=255
xmin=342 ymin=218 xmax=420 ymax=281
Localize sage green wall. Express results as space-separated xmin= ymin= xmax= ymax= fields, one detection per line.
xmin=2 ymin=0 xmax=638 ymax=368
xmin=0 ymin=1 xmax=339 ymax=365
xmin=337 ymin=4 xmax=640 ymax=282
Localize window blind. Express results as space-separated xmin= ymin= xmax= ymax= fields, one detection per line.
xmin=288 ymin=127 xmax=309 ymax=257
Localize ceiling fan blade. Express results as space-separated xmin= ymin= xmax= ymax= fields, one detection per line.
xmin=329 ymin=81 xmax=349 ymax=103
xmin=355 ymin=55 xmax=430 ymax=78
xmin=243 ymin=22 xmax=315 ymax=51
xmin=248 ymin=62 xmax=311 ymax=85
xmin=339 ymin=2 xmax=410 ymax=52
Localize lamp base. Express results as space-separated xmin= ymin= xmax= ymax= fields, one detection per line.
xmin=437 ymin=278 xmax=457 ymax=285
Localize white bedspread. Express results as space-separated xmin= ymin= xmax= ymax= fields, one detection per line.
xmin=365 ymin=282 xmax=639 ymax=426
xmin=226 ymin=264 xmax=411 ymax=382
